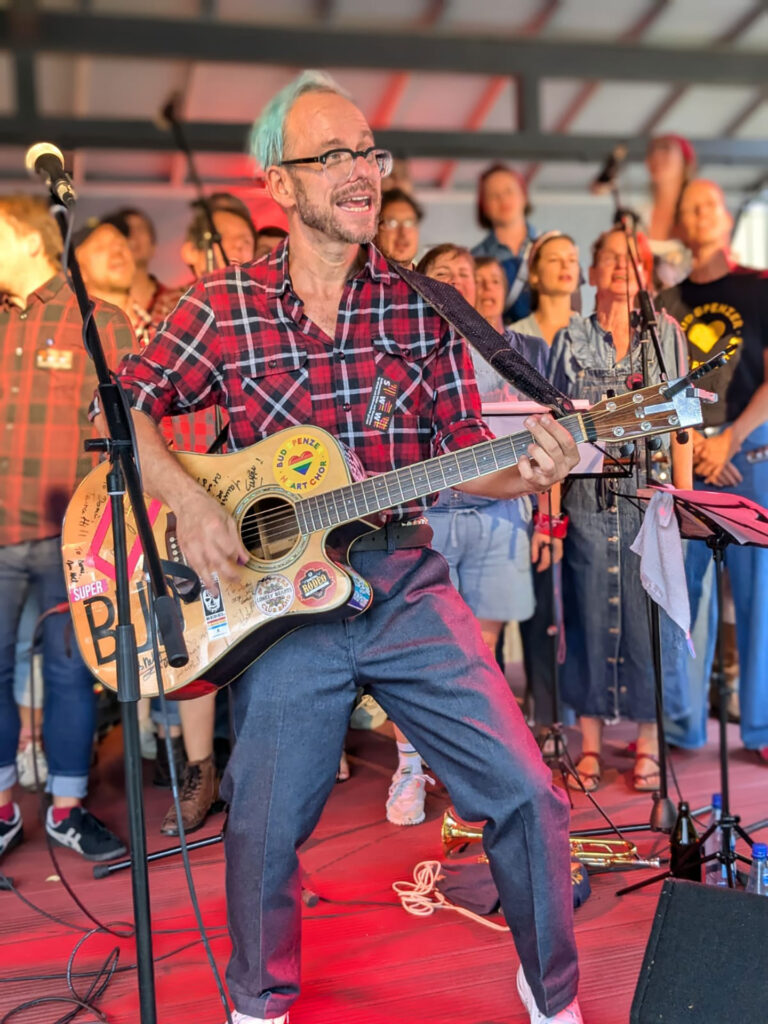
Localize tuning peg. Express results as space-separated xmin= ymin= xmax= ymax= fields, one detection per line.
xmin=646 ymin=436 xmax=663 ymax=452
xmin=619 ymin=442 xmax=636 ymax=458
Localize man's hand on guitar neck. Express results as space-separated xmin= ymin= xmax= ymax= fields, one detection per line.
xmin=130 ymin=410 xmax=250 ymax=594
xmin=457 ymin=415 xmax=579 ymax=500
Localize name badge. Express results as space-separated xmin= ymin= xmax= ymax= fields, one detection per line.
xmin=36 ymin=348 xmax=74 ymax=370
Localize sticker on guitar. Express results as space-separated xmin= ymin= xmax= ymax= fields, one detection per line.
xmin=253 ymin=574 xmax=295 ymax=616
xmin=273 ymin=435 xmax=329 ymax=492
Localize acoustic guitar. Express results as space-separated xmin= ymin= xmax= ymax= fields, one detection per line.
xmin=61 ymin=376 xmax=711 ymax=698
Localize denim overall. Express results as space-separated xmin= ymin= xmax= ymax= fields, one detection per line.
xmin=550 ymin=314 xmax=690 ymax=722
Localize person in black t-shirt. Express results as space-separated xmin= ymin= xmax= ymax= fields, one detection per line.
xmin=658 ymin=179 xmax=768 ymax=761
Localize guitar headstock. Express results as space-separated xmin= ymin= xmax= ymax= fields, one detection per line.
xmin=583 ymin=380 xmax=716 ymax=445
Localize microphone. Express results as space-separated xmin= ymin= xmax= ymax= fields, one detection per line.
xmin=25 ymin=143 xmax=77 ymax=208
xmin=590 ymin=144 xmax=627 ymax=195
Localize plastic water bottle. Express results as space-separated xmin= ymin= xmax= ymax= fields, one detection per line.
xmin=703 ymin=794 xmax=728 ymax=887
xmin=670 ymin=801 xmax=701 ymax=883
xmin=746 ymin=843 xmax=768 ymax=896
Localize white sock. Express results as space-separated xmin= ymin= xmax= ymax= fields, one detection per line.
xmin=396 ymin=741 xmax=422 ymax=774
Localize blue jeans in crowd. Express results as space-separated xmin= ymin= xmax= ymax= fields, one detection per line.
xmin=0 ymin=537 xmax=96 ymax=797
xmin=220 ymin=539 xmax=578 ymax=1020
xmin=665 ymin=422 xmax=768 ymax=750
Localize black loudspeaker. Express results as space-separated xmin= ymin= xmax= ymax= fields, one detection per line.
xmin=631 ymin=878 xmax=768 ymax=1022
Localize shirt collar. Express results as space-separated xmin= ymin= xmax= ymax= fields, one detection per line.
xmin=261 ymin=239 xmax=392 ymax=297
xmin=1 ymin=271 xmax=67 ymax=312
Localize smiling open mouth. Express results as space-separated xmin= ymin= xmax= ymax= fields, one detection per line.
xmin=337 ymin=196 xmax=373 ymax=212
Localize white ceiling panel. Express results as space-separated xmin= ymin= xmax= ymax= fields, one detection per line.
xmin=480 ymin=79 xmax=518 ymax=134
xmin=37 ymin=54 xmax=190 ymax=119
xmin=732 ymin=100 xmax=768 ymax=139
xmin=186 ymin=64 xmax=297 ymax=123
xmin=540 ymin=78 xmax=589 ymax=133
xmin=697 ymin=162 xmax=764 ymax=191
xmin=566 ymin=81 xmax=671 ymax=136
xmin=652 ymin=85 xmax=757 ymax=137
xmin=441 ymin=0 xmax=546 ymax=33
xmin=395 ymin=72 xmax=498 ymax=130
xmin=731 ymin=10 xmax=768 ymax=49
xmin=541 ymin=0 xmax=657 ymax=40
xmin=642 ymin=0 xmax=759 ymax=46
xmin=331 ymin=0 xmax=440 ymax=25
xmin=530 ymin=161 xmax=598 ymax=191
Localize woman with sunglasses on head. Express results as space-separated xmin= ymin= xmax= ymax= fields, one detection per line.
xmin=548 ymin=226 xmax=692 ymax=794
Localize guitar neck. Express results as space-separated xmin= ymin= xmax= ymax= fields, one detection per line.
xmin=293 ymin=411 xmax=590 ymax=534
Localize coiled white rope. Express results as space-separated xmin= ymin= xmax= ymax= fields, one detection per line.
xmin=392 ymin=860 xmax=508 ymax=933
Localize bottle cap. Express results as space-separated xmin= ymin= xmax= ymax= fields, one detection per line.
xmin=752 ymin=843 xmax=767 ymax=859
xmin=712 ymin=794 xmax=722 ymax=808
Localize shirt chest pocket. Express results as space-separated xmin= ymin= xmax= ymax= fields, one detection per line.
xmin=233 ymin=349 xmax=311 ymax=440
xmin=371 ymin=335 xmax=440 ymax=415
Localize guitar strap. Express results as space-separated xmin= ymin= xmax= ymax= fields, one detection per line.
xmin=390 ymin=261 xmax=574 ymax=416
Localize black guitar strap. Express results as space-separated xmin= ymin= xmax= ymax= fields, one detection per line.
xmin=390 ymin=260 xmax=574 ymax=416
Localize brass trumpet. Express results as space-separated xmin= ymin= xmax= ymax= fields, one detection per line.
xmin=441 ymin=808 xmax=660 ymax=870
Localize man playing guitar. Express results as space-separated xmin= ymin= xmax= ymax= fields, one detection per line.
xmin=113 ymin=71 xmax=583 ymax=1024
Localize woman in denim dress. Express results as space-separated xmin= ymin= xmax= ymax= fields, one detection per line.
xmin=549 ymin=227 xmax=692 ymax=792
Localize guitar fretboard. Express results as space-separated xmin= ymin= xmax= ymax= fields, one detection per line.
xmin=292 ymin=412 xmax=589 ymax=534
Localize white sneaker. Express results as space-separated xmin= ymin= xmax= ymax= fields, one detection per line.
xmin=516 ymin=965 xmax=583 ymax=1023
xmin=385 ymin=767 xmax=434 ymax=826
xmin=229 ymin=1011 xmax=288 ymax=1023
xmin=350 ymin=694 xmax=388 ymax=729
xmin=16 ymin=740 xmax=48 ymax=790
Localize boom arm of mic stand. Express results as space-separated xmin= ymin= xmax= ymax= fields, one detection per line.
xmin=163 ymin=106 xmax=230 ymax=268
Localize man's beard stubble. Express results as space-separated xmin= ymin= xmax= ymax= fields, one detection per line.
xmin=292 ymin=175 xmax=379 ymax=245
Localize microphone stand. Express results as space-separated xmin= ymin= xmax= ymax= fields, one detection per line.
xmin=51 ymin=200 xmax=189 ymax=1024
xmin=160 ymin=96 xmax=229 ymax=270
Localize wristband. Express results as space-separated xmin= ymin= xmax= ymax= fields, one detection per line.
xmin=533 ymin=511 xmax=569 ymax=540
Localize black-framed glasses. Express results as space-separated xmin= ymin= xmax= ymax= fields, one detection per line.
xmin=280 ymin=146 xmax=393 ymax=184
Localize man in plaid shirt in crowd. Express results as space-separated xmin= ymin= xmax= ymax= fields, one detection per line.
xmin=0 ymin=194 xmax=133 ymax=863
xmin=116 ymin=73 xmax=584 ymax=1024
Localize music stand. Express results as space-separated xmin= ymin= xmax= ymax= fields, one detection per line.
xmin=617 ymin=488 xmax=768 ymax=896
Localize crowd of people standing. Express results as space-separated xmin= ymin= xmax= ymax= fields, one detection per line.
xmin=1 ymin=66 xmax=767 ymax=1024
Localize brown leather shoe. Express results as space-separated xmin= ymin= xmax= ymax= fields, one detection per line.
xmin=160 ymin=754 xmax=217 ymax=836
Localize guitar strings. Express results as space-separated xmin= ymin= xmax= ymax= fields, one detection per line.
xmin=234 ymin=405 xmax=673 ymax=547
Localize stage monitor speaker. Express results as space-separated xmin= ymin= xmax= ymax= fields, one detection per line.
xmin=631 ymin=878 xmax=768 ymax=1023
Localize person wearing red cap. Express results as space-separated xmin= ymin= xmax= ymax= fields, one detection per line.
xmin=643 ymin=134 xmax=697 ymax=289
xmin=472 ymin=163 xmax=537 ymax=324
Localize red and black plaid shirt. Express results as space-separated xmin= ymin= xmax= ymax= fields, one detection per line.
xmin=138 ymin=283 xmax=227 ymax=455
xmin=118 ymin=241 xmax=492 ymax=519
xmin=0 ymin=273 xmax=136 ymax=546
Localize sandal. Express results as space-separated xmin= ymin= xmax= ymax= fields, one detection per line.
xmin=567 ymin=751 xmax=602 ymax=793
xmin=633 ymin=753 xmax=660 ymax=792
xmin=336 ymin=750 xmax=350 ymax=783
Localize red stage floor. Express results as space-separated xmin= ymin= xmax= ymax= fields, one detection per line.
xmin=1 ymin=716 xmax=765 ymax=1024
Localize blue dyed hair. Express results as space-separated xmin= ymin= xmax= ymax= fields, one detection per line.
xmin=249 ymin=70 xmax=350 ymax=171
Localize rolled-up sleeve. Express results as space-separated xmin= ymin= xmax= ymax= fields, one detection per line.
xmin=117 ymin=281 xmax=222 ymax=422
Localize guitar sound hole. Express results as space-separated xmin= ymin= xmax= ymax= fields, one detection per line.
xmin=240 ymin=496 xmax=300 ymax=563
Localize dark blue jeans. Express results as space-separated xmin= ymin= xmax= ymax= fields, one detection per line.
xmin=221 ymin=544 xmax=578 ymax=1019
xmin=0 ymin=537 xmax=96 ymax=797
